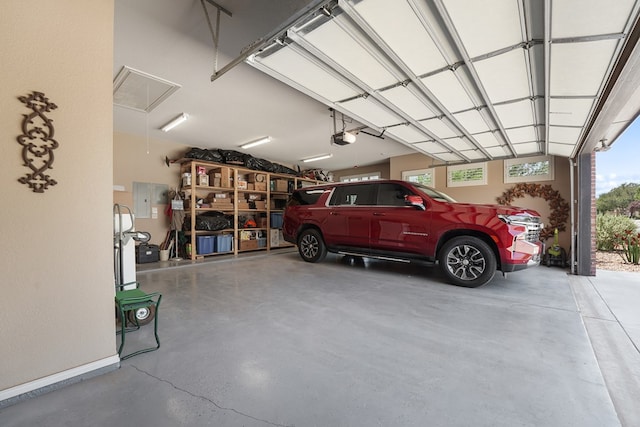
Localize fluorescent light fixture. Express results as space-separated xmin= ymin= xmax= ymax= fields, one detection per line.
xmin=161 ymin=113 xmax=189 ymax=132
xmin=240 ymin=136 xmax=271 ymax=149
xmin=302 ymin=153 xmax=333 ymax=163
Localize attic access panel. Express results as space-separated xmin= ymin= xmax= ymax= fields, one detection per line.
xmin=113 ymin=66 xmax=181 ymax=113
xmin=214 ymin=0 xmax=640 ymax=163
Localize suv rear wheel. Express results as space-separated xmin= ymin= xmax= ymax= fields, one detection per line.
xmin=298 ymin=228 xmax=327 ymax=263
xmin=439 ymin=236 xmax=496 ymax=287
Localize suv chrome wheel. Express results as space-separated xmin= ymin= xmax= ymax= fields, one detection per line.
xmin=439 ymin=236 xmax=496 ymax=287
xmin=298 ymin=229 xmax=327 ymax=263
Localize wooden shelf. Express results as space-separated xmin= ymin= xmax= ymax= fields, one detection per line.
xmin=179 ymin=159 xmax=322 ymax=260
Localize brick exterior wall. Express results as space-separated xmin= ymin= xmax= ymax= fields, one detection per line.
xmin=590 ymin=153 xmax=597 ymax=275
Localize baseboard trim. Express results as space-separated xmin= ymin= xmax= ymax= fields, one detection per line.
xmin=0 ymin=354 xmax=120 ymax=408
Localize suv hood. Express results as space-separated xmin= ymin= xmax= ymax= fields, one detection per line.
xmin=448 ymin=202 xmax=541 ymax=218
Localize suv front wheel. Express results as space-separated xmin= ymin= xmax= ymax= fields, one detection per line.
xmin=298 ymin=228 xmax=327 ymax=263
xmin=439 ymin=236 xmax=496 ymax=287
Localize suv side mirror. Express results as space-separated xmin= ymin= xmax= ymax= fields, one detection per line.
xmin=405 ymin=195 xmax=425 ymax=210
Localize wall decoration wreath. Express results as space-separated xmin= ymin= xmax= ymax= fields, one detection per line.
xmin=496 ymin=183 xmax=570 ymax=241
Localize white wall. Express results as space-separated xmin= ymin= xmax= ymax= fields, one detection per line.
xmin=0 ymin=0 xmax=116 ymax=396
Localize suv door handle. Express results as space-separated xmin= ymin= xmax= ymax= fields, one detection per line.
xmin=373 ymin=212 xmax=385 ymax=216
xmin=330 ymin=211 xmax=340 ymax=215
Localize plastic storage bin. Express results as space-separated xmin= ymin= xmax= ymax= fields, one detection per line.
xmin=196 ymin=235 xmax=215 ymax=255
xmin=216 ymin=234 xmax=233 ymax=252
xmin=270 ymin=212 xmax=284 ymax=228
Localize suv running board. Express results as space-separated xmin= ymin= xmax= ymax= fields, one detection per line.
xmin=337 ymin=251 xmax=411 ymax=264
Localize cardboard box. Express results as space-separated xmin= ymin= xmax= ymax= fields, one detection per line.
xmin=237 ymin=202 xmax=250 ymax=210
xmin=269 ymin=229 xmax=280 ymax=247
xmin=209 ymin=167 xmax=231 ymax=188
xmin=197 ymin=174 xmax=209 ymax=186
xmin=240 ymin=239 xmax=259 ymax=250
xmin=240 ymin=230 xmax=257 ymax=240
xmin=257 ymin=216 xmax=268 ymax=228
xmin=237 ymin=180 xmax=248 ymax=190
xmin=248 ymin=173 xmax=266 ymax=183
xmin=274 ymin=179 xmax=289 ymax=192
xmin=254 ymin=200 xmax=266 ymax=210
xmin=247 ymin=183 xmax=255 ymax=190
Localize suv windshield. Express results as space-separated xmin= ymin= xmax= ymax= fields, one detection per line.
xmin=411 ymin=183 xmax=457 ymax=203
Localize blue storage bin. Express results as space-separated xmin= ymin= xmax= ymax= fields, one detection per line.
xmin=257 ymin=237 xmax=267 ymax=248
xmin=216 ymin=234 xmax=233 ymax=252
xmin=270 ymin=212 xmax=283 ymax=228
xmin=197 ymin=235 xmax=215 ymax=254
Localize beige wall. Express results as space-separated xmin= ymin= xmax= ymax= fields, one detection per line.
xmin=113 ymin=132 xmax=189 ymax=246
xmin=332 ymin=161 xmax=390 ymax=181
xmin=367 ymin=152 xmax=571 ymax=249
xmin=1 ymin=0 xmax=116 ymax=395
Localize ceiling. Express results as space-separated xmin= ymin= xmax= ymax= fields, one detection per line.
xmin=114 ymin=0 xmax=640 ymax=171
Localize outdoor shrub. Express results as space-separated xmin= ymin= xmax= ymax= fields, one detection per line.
xmin=596 ymin=213 xmax=637 ymax=251
xmin=616 ymin=230 xmax=640 ymax=264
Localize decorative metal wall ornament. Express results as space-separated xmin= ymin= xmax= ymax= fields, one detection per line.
xmin=496 ymin=183 xmax=570 ymax=241
xmin=16 ymin=91 xmax=59 ymax=193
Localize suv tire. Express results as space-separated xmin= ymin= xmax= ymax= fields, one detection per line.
xmin=439 ymin=236 xmax=496 ymax=288
xmin=298 ymin=228 xmax=327 ymax=263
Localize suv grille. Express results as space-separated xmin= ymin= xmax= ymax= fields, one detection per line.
xmin=511 ymin=218 xmax=542 ymax=242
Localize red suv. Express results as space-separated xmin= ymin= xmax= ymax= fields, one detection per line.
xmin=283 ymin=180 xmax=543 ymax=287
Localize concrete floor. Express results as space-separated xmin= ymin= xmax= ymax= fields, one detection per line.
xmin=1 ymin=250 xmax=639 ymax=426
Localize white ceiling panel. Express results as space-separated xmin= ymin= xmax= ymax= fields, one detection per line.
xmin=552 ymin=0 xmax=636 ymax=38
xmin=474 ymin=49 xmax=530 ymax=103
xmin=549 ymin=98 xmax=595 ymax=127
xmin=550 ymin=40 xmax=619 ymax=97
xmin=513 ymin=142 xmax=542 ymax=156
xmin=459 ymin=150 xmax=486 ymax=160
xmin=436 ymin=152 xmax=464 ymax=162
xmin=505 ymin=126 xmax=538 ymax=143
xmin=493 ymin=100 xmax=535 ymax=128
xmin=379 ymin=85 xmax=435 ymax=120
xmin=255 ymin=48 xmax=359 ymax=102
xmin=486 ymin=146 xmax=508 ymax=157
xmin=351 ymin=0 xmax=448 ymax=75
xmin=421 ymin=70 xmax=476 ymax=113
xmin=420 ymin=117 xmax=458 ymax=139
xmin=453 ymin=109 xmax=490 ymax=134
xmin=413 ymin=141 xmax=447 ymax=153
xmin=442 ymin=0 xmax=523 ymax=58
xmin=385 ymin=124 xmax=430 ymax=143
xmin=472 ymin=131 xmax=501 ymax=148
xmin=442 ymin=136 xmax=473 ymax=151
xmin=302 ymin=18 xmax=399 ymax=89
xmin=549 ymin=126 xmax=583 ymax=144
xmin=548 ymin=143 xmax=575 ymax=157
xmin=339 ymin=97 xmax=403 ymax=127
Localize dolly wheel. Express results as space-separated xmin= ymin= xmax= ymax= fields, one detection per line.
xmin=127 ymin=305 xmax=156 ymax=326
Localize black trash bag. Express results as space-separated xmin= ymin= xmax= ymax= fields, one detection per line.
xmin=219 ymin=149 xmax=247 ymax=165
xmin=183 ymin=211 xmax=232 ymax=231
xmin=245 ymin=156 xmax=277 ymax=172
xmin=272 ymin=163 xmax=299 ymax=176
xmin=183 ymin=147 xmax=223 ymax=163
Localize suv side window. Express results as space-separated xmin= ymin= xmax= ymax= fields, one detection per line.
xmin=376 ymin=183 xmax=412 ymax=206
xmin=288 ymin=189 xmax=325 ymax=207
xmin=329 ymin=183 xmax=376 ymax=206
